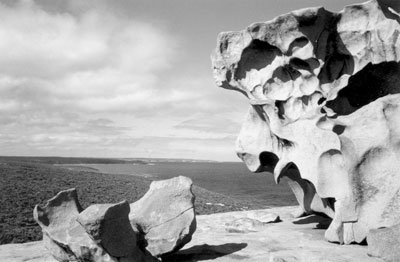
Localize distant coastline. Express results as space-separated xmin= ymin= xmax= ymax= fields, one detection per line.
xmin=0 ymin=156 xmax=219 ymax=165
xmin=0 ymin=156 xmax=271 ymax=245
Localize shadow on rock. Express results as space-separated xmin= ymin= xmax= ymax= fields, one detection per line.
xmin=162 ymin=243 xmax=248 ymax=262
xmin=293 ymin=214 xmax=332 ymax=229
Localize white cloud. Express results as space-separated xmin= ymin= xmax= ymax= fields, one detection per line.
xmin=0 ymin=0 xmax=179 ymax=113
xmin=0 ymin=0 xmax=247 ymax=161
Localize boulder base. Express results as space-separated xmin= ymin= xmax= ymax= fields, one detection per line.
xmin=367 ymin=224 xmax=400 ymax=262
xmin=2 ymin=206 xmax=384 ymax=262
xmin=32 ymin=176 xmax=196 ymax=262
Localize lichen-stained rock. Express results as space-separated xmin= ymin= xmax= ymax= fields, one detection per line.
xmin=212 ymin=0 xmax=400 ymax=244
xmin=33 ymin=188 xmax=117 ymax=262
xmin=367 ymin=223 xmax=400 ymax=262
xmin=129 ymin=176 xmax=196 ymax=257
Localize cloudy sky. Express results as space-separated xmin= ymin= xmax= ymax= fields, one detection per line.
xmin=0 ymin=0 xmax=369 ymax=161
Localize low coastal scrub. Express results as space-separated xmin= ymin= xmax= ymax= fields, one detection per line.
xmin=0 ymin=159 xmax=254 ymax=244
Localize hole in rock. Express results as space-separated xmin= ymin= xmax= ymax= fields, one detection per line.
xmin=294 ymin=8 xmax=335 ymax=50
xmin=290 ymin=58 xmax=312 ymax=71
xmin=272 ymin=65 xmax=301 ymax=82
xmin=326 ymin=61 xmax=400 ymax=115
xmin=317 ymin=97 xmax=326 ymax=105
xmin=280 ymin=163 xmax=335 ymax=214
xmin=236 ymin=40 xmax=282 ymax=80
xmin=289 ymin=58 xmax=320 ymax=73
xmin=306 ymin=58 xmax=321 ymax=71
xmin=358 ymin=238 xmax=368 ymax=246
xmin=275 ymin=100 xmax=285 ymax=119
xmin=318 ymin=54 xmax=354 ymax=84
xmin=325 ymin=197 xmax=335 ymax=211
xmin=258 ymin=152 xmax=279 ymax=173
xmin=332 ymin=125 xmax=345 ymax=135
xmin=287 ymin=37 xmax=309 ymax=56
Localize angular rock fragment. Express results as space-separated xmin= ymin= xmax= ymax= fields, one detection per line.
xmin=77 ymin=201 xmax=137 ymax=258
xmin=225 ymin=218 xmax=265 ymax=233
xmin=129 ymin=176 xmax=196 ymax=257
xmin=34 ymin=188 xmax=82 ymax=230
xmin=212 ymin=0 xmax=400 ymax=244
xmin=33 ymin=188 xmax=117 ymax=262
xmin=367 ymin=224 xmax=400 ymax=262
xmin=34 ymin=176 xmax=196 ymax=261
xmin=247 ymin=211 xmax=280 ymax=223
xmin=225 ymin=212 xmax=279 ymax=233
xmin=269 ymin=254 xmax=299 ymax=262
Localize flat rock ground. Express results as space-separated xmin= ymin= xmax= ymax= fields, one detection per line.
xmin=0 ymin=206 xmax=383 ymax=262
xmin=0 ymin=158 xmax=258 ymax=244
xmin=0 ymin=158 xmax=384 ymax=261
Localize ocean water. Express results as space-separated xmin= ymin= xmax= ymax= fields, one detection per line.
xmin=84 ymin=162 xmax=297 ymax=208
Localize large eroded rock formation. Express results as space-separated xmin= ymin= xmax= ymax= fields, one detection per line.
xmin=212 ymin=0 xmax=400 ymax=244
xmin=33 ymin=176 xmax=196 ymax=262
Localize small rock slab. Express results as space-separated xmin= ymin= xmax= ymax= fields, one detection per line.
xmin=247 ymin=211 xmax=280 ymax=223
xmin=224 ymin=212 xmax=280 ymax=233
xmin=225 ymin=218 xmax=265 ymax=233
xmin=367 ymin=223 xmax=400 ymax=262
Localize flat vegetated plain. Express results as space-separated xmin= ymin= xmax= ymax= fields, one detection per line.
xmin=0 ymin=157 xmax=257 ymax=244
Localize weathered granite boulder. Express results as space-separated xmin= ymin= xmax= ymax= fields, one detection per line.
xmin=77 ymin=201 xmax=139 ymax=258
xmin=34 ymin=189 xmax=117 ymax=262
xmin=33 ymin=176 xmax=196 ymax=262
xmin=212 ymin=0 xmax=400 ymax=244
xmin=129 ymin=176 xmax=196 ymax=257
xmin=367 ymin=224 xmax=400 ymax=262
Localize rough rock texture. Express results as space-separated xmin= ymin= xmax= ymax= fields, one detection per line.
xmin=33 ymin=188 xmax=117 ymax=262
xmin=33 ymin=176 xmax=196 ymax=262
xmin=212 ymin=0 xmax=400 ymax=244
xmin=224 ymin=212 xmax=280 ymax=233
xmin=129 ymin=176 xmax=196 ymax=257
xmin=77 ymin=201 xmax=138 ymax=258
xmin=367 ymin=223 xmax=400 ymax=262
xmin=3 ymin=206 xmax=385 ymax=262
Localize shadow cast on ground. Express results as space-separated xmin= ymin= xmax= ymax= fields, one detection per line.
xmin=293 ymin=214 xmax=332 ymax=229
xmin=162 ymin=243 xmax=248 ymax=262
